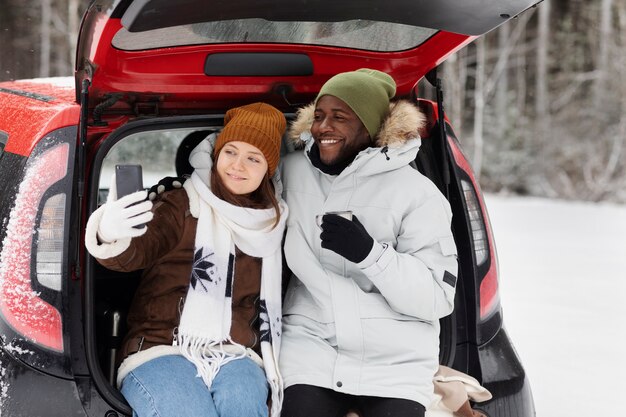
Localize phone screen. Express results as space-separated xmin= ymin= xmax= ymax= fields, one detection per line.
xmin=115 ymin=164 xmax=144 ymax=198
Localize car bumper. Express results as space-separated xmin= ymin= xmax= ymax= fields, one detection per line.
xmin=475 ymin=327 xmax=536 ymax=417
xmin=0 ymin=347 xmax=88 ymax=417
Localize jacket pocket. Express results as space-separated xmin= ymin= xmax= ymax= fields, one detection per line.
xmin=146 ymin=291 xmax=185 ymax=323
xmin=283 ymin=284 xmax=334 ymax=324
xmin=358 ymin=292 xmax=433 ymax=324
xmin=438 ymin=235 xmax=457 ymax=256
xmin=360 ymin=316 xmax=439 ymax=365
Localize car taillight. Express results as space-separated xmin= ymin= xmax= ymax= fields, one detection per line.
xmin=460 ymin=179 xmax=500 ymax=320
xmin=36 ymin=194 xmax=66 ymax=292
xmin=0 ymin=143 xmax=69 ymax=352
xmin=461 ymin=180 xmax=489 ymax=266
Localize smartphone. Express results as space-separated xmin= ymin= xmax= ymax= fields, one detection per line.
xmin=115 ymin=164 xmax=144 ymax=198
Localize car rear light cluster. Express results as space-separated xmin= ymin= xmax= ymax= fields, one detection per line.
xmin=0 ymin=142 xmax=69 ymax=352
xmin=460 ymin=179 xmax=500 ymax=321
xmin=461 ymin=180 xmax=489 ymax=266
xmin=36 ymin=194 xmax=66 ymax=292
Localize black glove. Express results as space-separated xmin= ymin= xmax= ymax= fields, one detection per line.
xmin=320 ymin=214 xmax=374 ymax=264
xmin=147 ymin=176 xmax=185 ymax=201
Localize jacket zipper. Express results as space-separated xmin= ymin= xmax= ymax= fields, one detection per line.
xmin=172 ymin=296 xmax=185 ymax=346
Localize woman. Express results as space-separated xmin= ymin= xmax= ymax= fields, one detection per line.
xmin=85 ymin=103 xmax=288 ymax=417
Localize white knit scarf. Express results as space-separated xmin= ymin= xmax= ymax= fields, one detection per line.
xmin=178 ymin=136 xmax=287 ymax=416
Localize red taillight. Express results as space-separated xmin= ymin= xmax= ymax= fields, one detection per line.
xmin=460 ymin=179 xmax=500 ymax=320
xmin=479 ymin=268 xmax=500 ymax=319
xmin=0 ymin=143 xmax=69 ymax=352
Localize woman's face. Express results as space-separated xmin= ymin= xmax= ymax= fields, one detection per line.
xmin=216 ymin=141 xmax=268 ymax=195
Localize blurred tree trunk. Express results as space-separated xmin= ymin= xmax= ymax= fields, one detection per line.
xmin=593 ymin=0 xmax=626 ymax=198
xmin=534 ymin=1 xmax=552 ymax=196
xmin=51 ymin=0 xmax=72 ymax=76
xmin=616 ymin=2 xmax=626 ymax=194
xmin=40 ymin=0 xmax=52 ymax=77
xmin=514 ymin=26 xmax=527 ymax=115
xmin=594 ymin=0 xmax=612 ymax=115
xmin=68 ymin=0 xmax=80 ymax=70
xmin=0 ymin=0 xmax=84 ymax=81
xmin=1 ymin=0 xmax=35 ymax=81
xmin=535 ymin=0 xmax=550 ymax=124
xmin=472 ymin=38 xmax=485 ymax=179
xmin=496 ymin=24 xmax=510 ymax=136
xmin=444 ymin=49 xmax=467 ymax=136
xmin=0 ymin=2 xmax=15 ymax=79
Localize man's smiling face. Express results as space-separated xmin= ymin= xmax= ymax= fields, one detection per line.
xmin=311 ymin=95 xmax=372 ymax=166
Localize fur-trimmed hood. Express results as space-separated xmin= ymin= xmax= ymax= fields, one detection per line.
xmin=288 ymin=99 xmax=426 ymax=149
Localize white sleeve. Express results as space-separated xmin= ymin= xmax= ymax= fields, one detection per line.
xmin=357 ymin=194 xmax=458 ymax=321
xmin=84 ymin=204 xmax=132 ymax=259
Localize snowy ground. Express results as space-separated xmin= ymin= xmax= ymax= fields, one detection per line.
xmin=484 ymin=194 xmax=626 ymax=417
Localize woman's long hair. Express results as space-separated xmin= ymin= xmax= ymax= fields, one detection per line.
xmin=210 ymin=164 xmax=281 ymax=228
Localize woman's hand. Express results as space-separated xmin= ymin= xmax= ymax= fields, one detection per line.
xmin=98 ymin=188 xmax=153 ymax=243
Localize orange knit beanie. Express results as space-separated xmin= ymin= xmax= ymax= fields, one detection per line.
xmin=214 ymin=102 xmax=286 ymax=176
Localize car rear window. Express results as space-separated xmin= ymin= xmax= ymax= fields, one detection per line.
xmin=112 ymin=19 xmax=437 ymax=52
xmin=97 ymin=128 xmax=206 ymax=204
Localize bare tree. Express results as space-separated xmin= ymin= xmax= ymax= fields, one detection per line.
xmin=535 ymin=0 xmax=550 ymax=126
xmin=591 ymin=0 xmax=626 ymax=200
xmin=67 ymin=0 xmax=80 ymax=69
xmin=443 ymin=49 xmax=467 ymax=136
xmin=594 ymin=0 xmax=613 ymax=114
xmin=472 ymin=38 xmax=486 ymax=179
xmin=40 ymin=0 xmax=52 ymax=77
xmin=615 ymin=2 xmax=626 ymax=201
xmin=514 ymin=25 xmax=528 ymax=116
xmin=495 ymin=24 xmax=510 ymax=136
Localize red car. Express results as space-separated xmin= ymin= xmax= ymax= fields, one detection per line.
xmin=0 ymin=0 xmax=537 ymax=415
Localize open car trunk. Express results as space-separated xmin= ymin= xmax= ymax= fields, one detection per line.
xmin=75 ymin=0 xmax=538 ymax=115
xmin=77 ymin=0 xmax=540 ymax=414
xmin=87 ymin=99 xmax=468 ymax=414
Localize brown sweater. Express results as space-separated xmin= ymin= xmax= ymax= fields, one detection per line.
xmin=96 ymin=189 xmax=262 ymax=362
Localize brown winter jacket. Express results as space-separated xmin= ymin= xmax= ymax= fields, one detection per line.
xmin=96 ymin=189 xmax=262 ymax=363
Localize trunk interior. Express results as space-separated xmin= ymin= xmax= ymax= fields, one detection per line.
xmin=86 ymin=97 xmax=475 ymax=412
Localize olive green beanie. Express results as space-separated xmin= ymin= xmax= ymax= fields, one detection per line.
xmin=316 ymin=68 xmax=396 ymax=138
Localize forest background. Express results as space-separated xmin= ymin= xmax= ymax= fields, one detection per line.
xmin=1 ymin=0 xmax=625 ymax=203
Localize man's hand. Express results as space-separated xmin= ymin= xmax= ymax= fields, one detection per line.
xmin=320 ymin=214 xmax=374 ymax=263
xmin=147 ymin=176 xmax=185 ymax=201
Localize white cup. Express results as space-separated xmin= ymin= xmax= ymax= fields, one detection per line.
xmin=316 ymin=210 xmax=353 ymax=228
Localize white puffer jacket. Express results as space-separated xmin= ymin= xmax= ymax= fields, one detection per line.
xmin=279 ymin=101 xmax=458 ymax=408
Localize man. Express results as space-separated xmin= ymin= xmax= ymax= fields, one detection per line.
xmin=278 ymin=69 xmax=458 ymax=417
xmin=147 ymin=69 xmax=459 ymax=416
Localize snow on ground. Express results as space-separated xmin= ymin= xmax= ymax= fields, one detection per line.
xmin=484 ymin=194 xmax=626 ymax=417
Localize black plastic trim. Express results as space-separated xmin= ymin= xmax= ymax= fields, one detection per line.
xmin=0 ymin=130 xmax=8 ymax=156
xmin=0 ymin=87 xmax=55 ymax=102
xmin=476 ymin=327 xmax=536 ymax=417
xmin=205 ymin=53 xmax=313 ymax=77
xmin=0 ymin=349 xmax=87 ymax=417
xmin=0 ymin=152 xmax=26 ymax=267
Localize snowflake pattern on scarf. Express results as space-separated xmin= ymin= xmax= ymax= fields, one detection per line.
xmin=259 ymin=299 xmax=272 ymax=343
xmin=259 ymin=299 xmax=281 ymax=343
xmin=190 ymin=248 xmax=219 ymax=291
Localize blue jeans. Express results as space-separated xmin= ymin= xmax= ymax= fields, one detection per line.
xmin=120 ymin=355 xmax=269 ymax=417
